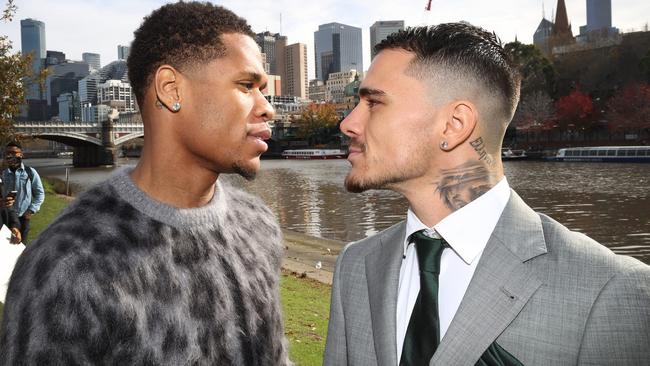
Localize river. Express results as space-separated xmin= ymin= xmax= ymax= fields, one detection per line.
xmin=29 ymin=158 xmax=650 ymax=264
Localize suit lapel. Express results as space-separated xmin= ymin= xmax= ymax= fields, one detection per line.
xmin=431 ymin=191 xmax=547 ymax=365
xmin=365 ymin=222 xmax=406 ymax=366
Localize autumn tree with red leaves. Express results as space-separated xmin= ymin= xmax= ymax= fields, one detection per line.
xmin=606 ymin=82 xmax=650 ymax=132
xmin=555 ymin=89 xmax=594 ymax=131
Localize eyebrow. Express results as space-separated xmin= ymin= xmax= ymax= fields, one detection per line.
xmin=359 ymin=87 xmax=387 ymax=98
xmin=235 ymin=71 xmax=263 ymax=83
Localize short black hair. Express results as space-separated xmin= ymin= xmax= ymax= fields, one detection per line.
xmin=128 ymin=1 xmax=255 ymax=107
xmin=375 ymin=23 xmax=521 ymax=124
xmin=6 ymin=141 xmax=22 ymax=150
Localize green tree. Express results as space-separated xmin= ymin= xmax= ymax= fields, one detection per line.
xmin=505 ymin=41 xmax=556 ymax=97
xmin=0 ymin=0 xmax=37 ymax=145
xmin=295 ymin=103 xmax=339 ymax=146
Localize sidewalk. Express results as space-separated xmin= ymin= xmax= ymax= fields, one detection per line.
xmin=281 ymin=229 xmax=346 ymax=285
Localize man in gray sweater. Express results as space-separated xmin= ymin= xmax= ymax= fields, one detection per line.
xmin=0 ymin=2 xmax=291 ymax=365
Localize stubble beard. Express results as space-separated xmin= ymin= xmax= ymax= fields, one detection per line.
xmin=233 ymin=162 xmax=257 ymax=181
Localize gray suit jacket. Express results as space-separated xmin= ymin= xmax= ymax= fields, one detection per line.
xmin=324 ymin=190 xmax=650 ymax=365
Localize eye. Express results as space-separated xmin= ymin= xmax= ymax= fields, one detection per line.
xmin=239 ymin=82 xmax=254 ymax=91
xmin=366 ymin=99 xmax=380 ymax=109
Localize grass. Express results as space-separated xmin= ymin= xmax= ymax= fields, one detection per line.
xmin=1 ymin=179 xmax=332 ymax=365
xmin=280 ymin=271 xmax=331 ymax=365
xmin=29 ymin=178 xmax=72 ymax=240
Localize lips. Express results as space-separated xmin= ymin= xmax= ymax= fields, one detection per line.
xmin=247 ymin=123 xmax=272 ymax=153
xmin=247 ymin=123 xmax=272 ymax=140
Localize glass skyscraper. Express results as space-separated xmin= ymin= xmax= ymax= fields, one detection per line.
xmin=20 ymin=18 xmax=46 ymax=100
xmin=314 ymin=22 xmax=363 ymax=82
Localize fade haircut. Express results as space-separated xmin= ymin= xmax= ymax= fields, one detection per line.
xmin=375 ymin=23 xmax=521 ymax=146
xmin=128 ymin=1 xmax=255 ymax=107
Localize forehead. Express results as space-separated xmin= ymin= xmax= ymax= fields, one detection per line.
xmin=361 ymin=49 xmax=423 ymax=93
xmin=5 ymin=146 xmax=21 ymax=153
xmin=210 ymin=33 xmax=265 ymax=74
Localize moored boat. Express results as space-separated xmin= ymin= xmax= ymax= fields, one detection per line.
xmin=547 ymin=146 xmax=650 ymax=163
xmin=501 ymin=148 xmax=528 ymax=160
xmin=281 ymin=149 xmax=348 ymax=160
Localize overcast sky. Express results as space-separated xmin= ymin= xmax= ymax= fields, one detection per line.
xmin=1 ymin=0 xmax=648 ymax=80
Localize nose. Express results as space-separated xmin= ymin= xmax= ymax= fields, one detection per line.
xmin=340 ymin=104 xmax=363 ymax=139
xmin=255 ymin=92 xmax=275 ymax=122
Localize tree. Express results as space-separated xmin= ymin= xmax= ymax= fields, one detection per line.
xmin=0 ymin=0 xmax=31 ymax=145
xmin=505 ymin=41 xmax=556 ymax=97
xmin=512 ymin=90 xmax=555 ymax=128
xmin=640 ymin=50 xmax=650 ymax=84
xmin=555 ymin=89 xmax=594 ymax=131
xmin=606 ymin=82 xmax=650 ymax=132
xmin=295 ymin=103 xmax=339 ymax=145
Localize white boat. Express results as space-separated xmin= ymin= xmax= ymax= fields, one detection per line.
xmin=501 ymin=148 xmax=528 ymax=160
xmin=281 ymin=149 xmax=348 ymax=160
xmin=548 ymin=146 xmax=650 ymax=163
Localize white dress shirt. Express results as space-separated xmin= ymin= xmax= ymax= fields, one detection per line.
xmin=395 ymin=177 xmax=511 ymax=363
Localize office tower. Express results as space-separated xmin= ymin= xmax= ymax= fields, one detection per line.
xmin=45 ymin=50 xmax=66 ymax=67
xmin=117 ymin=45 xmax=131 ymax=60
xmin=98 ymin=80 xmax=136 ymax=113
xmin=587 ymin=0 xmax=611 ymax=32
xmin=255 ymin=31 xmax=287 ymax=76
xmin=326 ymin=70 xmax=359 ymax=103
xmin=314 ymin=22 xmax=363 ymax=82
xmin=284 ymin=43 xmax=308 ymax=99
xmin=370 ymin=20 xmax=404 ymax=59
xmin=533 ymin=18 xmax=555 ymax=57
xmin=262 ymin=75 xmax=282 ymax=97
xmin=82 ymin=52 xmax=101 ymax=71
xmin=57 ymin=91 xmax=79 ymax=122
xmin=45 ymin=61 xmax=90 ymax=118
xmin=309 ymin=80 xmax=326 ymax=102
xmin=20 ymin=18 xmax=46 ymax=102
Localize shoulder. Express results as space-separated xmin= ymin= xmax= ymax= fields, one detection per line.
xmin=534 ymin=212 xmax=649 ymax=295
xmin=337 ymin=221 xmax=405 ymax=264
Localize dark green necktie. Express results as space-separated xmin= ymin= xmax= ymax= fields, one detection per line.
xmin=400 ymin=230 xmax=447 ymax=366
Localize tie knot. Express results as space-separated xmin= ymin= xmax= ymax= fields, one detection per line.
xmin=410 ymin=230 xmax=446 ymax=274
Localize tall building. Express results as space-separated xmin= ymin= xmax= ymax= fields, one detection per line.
xmin=45 ymin=50 xmax=65 ymax=67
xmin=326 ymin=70 xmax=359 ymax=103
xmin=45 ymin=61 xmax=90 ymax=118
xmin=578 ymin=0 xmax=619 ymax=41
xmin=586 ymin=0 xmax=611 ymax=32
xmin=98 ymin=79 xmax=136 ymax=113
xmin=309 ymin=80 xmax=326 ymax=102
xmin=533 ymin=18 xmax=555 ymax=56
xmin=370 ymin=20 xmax=404 ymax=59
xmin=314 ymin=22 xmax=363 ymax=82
xmin=20 ymin=18 xmax=46 ymax=101
xmin=82 ymin=52 xmax=101 ymax=71
xmin=57 ymin=91 xmax=79 ymax=122
xmin=284 ymin=43 xmax=308 ymax=99
xmin=256 ymin=31 xmax=287 ymax=76
xmin=117 ymin=45 xmax=130 ymax=60
xmin=79 ymin=71 xmax=101 ymax=105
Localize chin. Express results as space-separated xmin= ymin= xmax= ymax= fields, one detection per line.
xmin=232 ymin=159 xmax=260 ymax=181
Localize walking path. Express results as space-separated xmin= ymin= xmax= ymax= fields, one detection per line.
xmin=281 ymin=229 xmax=346 ymax=285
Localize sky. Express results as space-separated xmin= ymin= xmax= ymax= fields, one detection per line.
xmin=1 ymin=0 xmax=648 ymax=80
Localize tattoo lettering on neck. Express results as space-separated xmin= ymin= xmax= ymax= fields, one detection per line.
xmin=434 ymin=161 xmax=495 ymax=211
xmin=469 ymin=137 xmax=494 ymax=166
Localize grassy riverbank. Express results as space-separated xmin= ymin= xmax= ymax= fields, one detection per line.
xmin=1 ymin=178 xmax=331 ymax=365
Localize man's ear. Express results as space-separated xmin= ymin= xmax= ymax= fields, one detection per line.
xmin=440 ymin=101 xmax=478 ymax=151
xmin=154 ymin=65 xmax=182 ymax=112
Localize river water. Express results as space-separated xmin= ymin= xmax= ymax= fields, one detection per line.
xmin=30 ymin=158 xmax=650 ymax=264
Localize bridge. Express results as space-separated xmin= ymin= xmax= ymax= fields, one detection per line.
xmin=14 ymin=113 xmax=144 ymax=167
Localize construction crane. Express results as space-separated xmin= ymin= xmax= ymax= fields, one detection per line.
xmin=425 ymin=0 xmax=433 ymax=11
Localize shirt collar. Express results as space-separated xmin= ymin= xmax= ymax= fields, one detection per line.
xmin=404 ymin=177 xmax=511 ymax=265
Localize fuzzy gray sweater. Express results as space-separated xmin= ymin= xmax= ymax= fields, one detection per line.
xmin=0 ymin=168 xmax=291 ymax=365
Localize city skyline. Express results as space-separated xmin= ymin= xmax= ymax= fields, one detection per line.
xmin=1 ymin=0 xmax=648 ymax=80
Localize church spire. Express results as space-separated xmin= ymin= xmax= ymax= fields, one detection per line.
xmin=553 ymin=0 xmax=572 ymax=37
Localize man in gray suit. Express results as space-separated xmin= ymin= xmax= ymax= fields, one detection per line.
xmin=324 ymin=23 xmax=650 ymax=366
